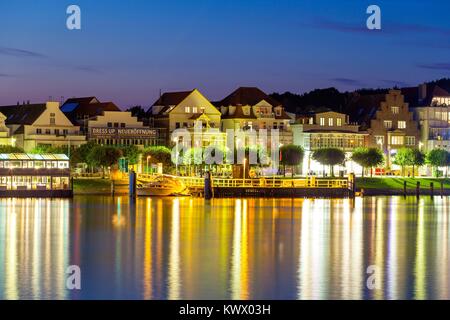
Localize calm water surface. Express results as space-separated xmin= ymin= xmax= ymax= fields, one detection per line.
xmin=0 ymin=196 xmax=449 ymax=300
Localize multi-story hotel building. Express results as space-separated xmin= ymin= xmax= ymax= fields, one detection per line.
xmin=216 ymin=87 xmax=293 ymax=148
xmin=292 ymin=111 xmax=368 ymax=175
xmin=148 ymin=89 xmax=225 ymax=148
xmin=410 ymin=85 xmax=450 ymax=152
xmin=0 ymin=101 xmax=86 ymax=152
xmin=368 ymin=90 xmax=420 ymax=167
xmin=0 ymin=112 xmax=13 ymax=146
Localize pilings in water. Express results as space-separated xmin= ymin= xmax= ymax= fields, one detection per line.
xmin=416 ymin=181 xmax=420 ymax=199
xmin=129 ymin=170 xmax=136 ymax=198
xmin=430 ymin=182 xmax=434 ymax=199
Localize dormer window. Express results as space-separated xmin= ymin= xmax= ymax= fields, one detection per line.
xmin=275 ymin=108 xmax=281 ymax=116
xmin=50 ymin=113 xmax=55 ymax=125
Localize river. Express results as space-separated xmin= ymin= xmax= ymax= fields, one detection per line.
xmin=0 ymin=196 xmax=448 ymax=299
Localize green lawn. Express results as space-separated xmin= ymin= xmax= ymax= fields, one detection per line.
xmin=356 ymin=177 xmax=450 ymax=190
xmin=73 ymin=179 xmax=112 ymax=193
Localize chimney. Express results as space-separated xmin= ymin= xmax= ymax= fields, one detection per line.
xmin=419 ymin=83 xmax=427 ymax=103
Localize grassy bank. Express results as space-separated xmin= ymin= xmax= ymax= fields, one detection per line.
xmin=356 ymin=177 xmax=450 ymax=191
xmin=73 ymin=178 xmax=112 ymax=194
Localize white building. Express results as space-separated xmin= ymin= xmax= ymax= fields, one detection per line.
xmin=0 ymin=101 xmax=86 ymax=152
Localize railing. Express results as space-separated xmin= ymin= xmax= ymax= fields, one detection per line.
xmin=176 ymin=176 xmax=348 ymax=189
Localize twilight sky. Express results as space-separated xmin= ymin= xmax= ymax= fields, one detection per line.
xmin=1 ymin=0 xmax=449 ymax=109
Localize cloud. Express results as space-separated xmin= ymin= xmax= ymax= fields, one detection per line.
xmin=0 ymin=73 xmax=12 ymax=77
xmin=417 ymin=63 xmax=450 ymax=71
xmin=330 ymin=78 xmax=364 ymax=86
xmin=0 ymin=46 xmax=47 ymax=58
xmin=307 ymin=19 xmax=369 ymax=34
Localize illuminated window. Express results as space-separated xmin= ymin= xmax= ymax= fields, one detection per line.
xmin=406 ymin=136 xmax=416 ymax=146
xmin=336 ymin=118 xmax=342 ymax=126
xmin=398 ymin=121 xmax=406 ymax=129
xmin=375 ymin=135 xmax=384 ymax=145
xmin=192 ymin=107 xmax=198 ymax=113
xmin=320 ymin=118 xmax=325 ymax=126
xmin=328 ymin=118 xmax=334 ymax=126
xmin=384 ymin=120 xmax=393 ymax=129
xmin=50 ymin=113 xmax=55 ymax=125
xmin=391 ymin=106 xmax=399 ymax=114
xmin=309 ymin=117 xmax=313 ymax=124
xmin=185 ymin=107 xmax=190 ymax=113
xmin=391 ymin=136 xmax=404 ymax=145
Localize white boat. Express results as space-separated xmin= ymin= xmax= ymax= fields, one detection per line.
xmin=137 ymin=175 xmax=190 ymax=197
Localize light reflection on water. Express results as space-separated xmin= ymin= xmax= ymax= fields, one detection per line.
xmin=0 ymin=196 xmax=449 ymax=300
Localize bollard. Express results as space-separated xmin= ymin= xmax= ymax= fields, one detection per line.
xmin=403 ymin=181 xmax=407 ymax=198
xmin=416 ymin=181 xmax=420 ymax=199
xmin=204 ymin=171 xmax=213 ymax=200
xmin=441 ymin=181 xmax=444 ymax=198
xmin=430 ymin=182 xmax=434 ymax=199
xmin=129 ymin=170 xmax=136 ymax=198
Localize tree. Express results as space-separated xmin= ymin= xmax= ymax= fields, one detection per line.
xmin=394 ymin=148 xmax=424 ymax=177
xmin=119 ymin=145 xmax=141 ymax=165
xmin=87 ymin=145 xmax=122 ymax=178
xmin=426 ymin=149 xmax=448 ymax=177
xmin=351 ymin=147 xmax=368 ymax=177
xmin=126 ymin=106 xmax=146 ymax=120
xmin=142 ymin=146 xmax=173 ymax=173
xmin=351 ymin=147 xmax=384 ymax=177
xmin=0 ymin=145 xmax=24 ymax=153
xmin=311 ymin=148 xmax=346 ymax=177
xmin=280 ymin=145 xmax=304 ymax=177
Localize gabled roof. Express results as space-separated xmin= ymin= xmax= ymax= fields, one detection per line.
xmin=0 ymin=103 xmax=46 ymax=125
xmin=152 ymin=91 xmax=193 ymax=108
xmin=402 ymin=85 xmax=450 ymax=107
xmin=64 ymin=96 xmax=99 ymax=105
xmin=217 ymin=87 xmax=282 ymax=108
xmin=221 ymin=106 xmax=257 ymax=119
xmin=61 ymin=100 xmax=121 ymax=123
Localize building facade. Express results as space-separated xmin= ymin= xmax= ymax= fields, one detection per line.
xmin=148 ymin=89 xmax=225 ymax=148
xmin=292 ymin=111 xmax=368 ymax=175
xmin=0 ymin=112 xmax=13 ymax=146
xmin=368 ymin=90 xmax=420 ymax=167
xmin=0 ymin=101 xmax=86 ymax=152
xmin=87 ymin=111 xmax=165 ymax=147
xmin=412 ymin=85 xmax=450 ymax=152
xmin=216 ymin=87 xmax=293 ymax=148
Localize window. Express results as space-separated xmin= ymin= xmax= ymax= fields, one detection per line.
xmin=273 ymin=122 xmax=278 ymax=129
xmin=36 ymin=128 xmax=42 ymax=134
xmin=107 ymin=122 xmax=112 ymax=128
xmin=384 ymin=120 xmax=393 ymax=129
xmin=185 ymin=107 xmax=190 ymax=113
xmin=114 ymin=123 xmax=119 ymax=128
xmin=183 ymin=122 xmax=188 ymax=128
xmin=63 ymin=129 xmax=68 ymax=135
xmin=50 ymin=113 xmax=55 ymax=125
xmin=192 ymin=107 xmax=198 ymax=113
xmin=375 ymin=135 xmax=385 ymax=145
xmin=121 ymin=123 xmax=125 ymax=128
xmin=45 ymin=129 xmax=51 ymax=134
xmin=391 ymin=136 xmax=404 ymax=145
xmin=328 ymin=118 xmax=334 ymax=126
xmin=336 ymin=118 xmax=342 ymax=126
xmin=309 ymin=117 xmax=314 ymax=125
xmin=55 ymin=129 xmax=60 ymax=135
xmin=175 ymin=122 xmax=180 ymax=129
xmin=391 ymin=106 xmax=399 ymax=114
xmin=406 ymin=136 xmax=416 ymax=146
xmin=275 ymin=108 xmax=281 ymax=116
xmin=319 ymin=118 xmax=325 ymax=126
xmin=398 ymin=121 xmax=406 ymax=129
